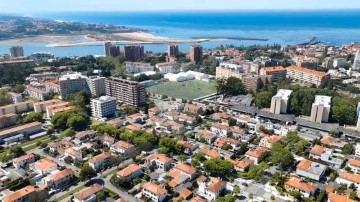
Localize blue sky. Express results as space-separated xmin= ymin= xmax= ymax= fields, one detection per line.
xmin=1 ymin=0 xmax=360 ymax=13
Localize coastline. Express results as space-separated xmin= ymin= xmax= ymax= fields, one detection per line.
xmin=0 ymin=32 xmax=216 ymax=47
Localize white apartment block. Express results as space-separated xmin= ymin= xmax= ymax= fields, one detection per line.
xmin=270 ymin=89 xmax=292 ymax=114
xmin=286 ymin=66 xmax=330 ymax=87
xmin=156 ymin=62 xmax=179 ymax=73
xmin=91 ymin=96 xmax=117 ymax=118
xmin=310 ymin=95 xmax=331 ymax=123
xmin=126 ymin=62 xmax=153 ymax=73
xmin=87 ymin=76 xmax=106 ymax=97
xmin=59 ymin=72 xmax=89 ymax=98
xmin=353 ymin=50 xmax=360 ymax=69
xmin=26 ymin=86 xmax=49 ymax=101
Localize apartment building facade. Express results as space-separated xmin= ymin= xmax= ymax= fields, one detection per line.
xmin=286 ymin=66 xmax=330 ymax=87
xmin=87 ymin=76 xmax=106 ymax=97
xmin=105 ymin=77 xmax=147 ymax=107
xmin=259 ymin=66 xmax=287 ymax=82
xmin=59 ymin=73 xmax=89 ymax=98
xmin=91 ymin=96 xmax=117 ymax=118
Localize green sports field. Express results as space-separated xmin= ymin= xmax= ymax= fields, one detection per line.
xmin=147 ymin=80 xmax=217 ymax=100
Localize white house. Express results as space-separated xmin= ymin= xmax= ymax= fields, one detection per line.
xmin=13 ymin=153 xmax=36 ymax=169
xmin=173 ymin=163 xmax=197 ymax=180
xmin=64 ymin=148 xmax=82 ymax=161
xmin=296 ymin=159 xmax=326 ymax=181
xmin=195 ymin=130 xmax=216 ymax=144
xmin=348 ymin=159 xmax=360 ymax=173
xmin=34 ymin=158 xmax=58 ymax=175
xmin=285 ymin=176 xmax=317 ymax=198
xmin=43 ymin=168 xmax=74 ymax=189
xmin=142 ymin=182 xmax=168 ymax=202
xmin=197 ymin=177 xmax=226 ymax=201
xmin=244 ymin=147 xmax=268 ymax=164
xmin=73 ymin=183 xmax=104 ymax=202
xmin=89 ymin=152 xmax=112 ymax=170
xmin=145 ymin=153 xmax=172 ymax=172
xmin=211 ymin=123 xmax=230 ymax=137
xmin=116 ymin=164 xmax=142 ymax=179
xmin=336 ymin=172 xmax=360 ymax=190
xmin=110 ymin=141 xmax=135 ymax=156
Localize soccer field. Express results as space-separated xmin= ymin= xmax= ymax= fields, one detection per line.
xmin=147 ymin=80 xmax=217 ymax=100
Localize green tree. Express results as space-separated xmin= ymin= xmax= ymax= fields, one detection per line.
xmin=79 ymin=164 xmax=97 ymax=181
xmin=248 ymin=163 xmax=268 ymax=181
xmin=178 ymin=155 xmax=187 ymax=162
xmin=0 ymin=88 xmax=11 ymax=106
xmin=66 ymin=115 xmax=88 ymax=130
xmin=228 ymin=117 xmax=237 ymax=127
xmin=233 ymin=185 xmax=240 ymax=195
xmin=342 ymin=144 xmax=354 ymax=155
xmin=26 ymin=190 xmax=49 ymax=202
xmin=203 ymin=158 xmax=233 ymax=177
xmin=64 ymin=156 xmax=74 ymax=164
xmin=216 ymin=77 xmax=246 ymax=97
xmin=23 ymin=112 xmax=43 ymax=123
xmin=14 ymin=84 xmax=26 ymax=93
xmin=270 ymin=143 xmax=295 ymax=170
xmin=255 ymin=91 xmax=273 ymax=108
xmin=290 ymin=190 xmax=302 ymax=200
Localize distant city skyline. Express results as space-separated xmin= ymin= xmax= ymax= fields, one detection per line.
xmin=1 ymin=0 xmax=360 ymax=13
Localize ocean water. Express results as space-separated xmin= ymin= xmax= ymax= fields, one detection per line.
xmin=1 ymin=10 xmax=360 ymax=57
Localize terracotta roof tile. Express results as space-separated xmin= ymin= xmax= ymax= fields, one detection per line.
xmin=116 ymin=164 xmax=142 ymax=177
xmin=207 ymin=178 xmax=226 ymax=192
xmin=175 ymin=163 xmax=197 ymax=175
xmin=285 ymin=176 xmax=316 ymax=193
xmin=35 ymin=158 xmax=57 ymax=172
xmin=309 ymin=145 xmax=325 ymax=155
xmin=74 ymin=183 xmax=103 ymax=201
xmin=296 ymin=159 xmax=312 ymax=170
xmin=328 ymin=193 xmax=357 ymax=202
xmin=143 ymin=182 xmax=167 ymax=195
xmin=348 ymin=159 xmax=360 ymax=168
xmin=179 ymin=188 xmax=192 ymax=198
xmin=287 ymin=66 xmax=329 ymax=77
xmin=339 ymin=172 xmax=360 ymax=184
xmin=245 ymin=147 xmax=268 ymax=158
xmin=212 ymin=123 xmax=230 ymax=130
xmin=13 ymin=153 xmax=35 ymax=163
xmin=89 ymin=152 xmax=111 ymax=164
xmin=146 ymin=153 xmax=172 ymax=163
xmin=1 ymin=186 xmax=35 ymax=202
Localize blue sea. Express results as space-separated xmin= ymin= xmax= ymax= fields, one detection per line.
xmin=1 ymin=10 xmax=360 ymax=57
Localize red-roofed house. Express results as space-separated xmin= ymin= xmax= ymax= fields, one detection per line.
xmin=173 ymin=163 xmax=197 ymax=180
xmin=43 ymin=168 xmax=74 ymax=189
xmin=259 ymin=135 xmax=282 ymax=148
xmin=1 ymin=185 xmax=35 ymax=202
xmin=116 ymin=164 xmax=142 ymax=179
xmin=211 ymin=123 xmax=230 ymax=137
xmin=89 ymin=152 xmax=112 ymax=170
xmin=142 ymin=182 xmax=168 ymax=202
xmin=73 ymin=183 xmax=104 ymax=202
xmin=184 ymin=104 xmax=203 ymax=114
xmin=285 ymin=176 xmax=317 ymax=198
xmin=245 ymin=147 xmax=268 ymax=164
xmin=146 ymin=153 xmax=173 ymax=171
xmin=13 ymin=153 xmax=36 ymax=169
xmin=110 ymin=140 xmax=135 ymax=156
xmin=197 ymin=177 xmax=226 ymax=200
xmin=348 ymin=159 xmax=360 ymax=173
xmin=195 ymin=130 xmax=216 ymax=144
xmin=336 ymin=172 xmax=360 ymax=190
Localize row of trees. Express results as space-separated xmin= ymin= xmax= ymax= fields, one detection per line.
xmin=216 ymin=77 xmax=247 ymax=98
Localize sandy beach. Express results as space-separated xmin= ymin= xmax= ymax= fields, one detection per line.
xmin=0 ymin=32 xmax=214 ymax=47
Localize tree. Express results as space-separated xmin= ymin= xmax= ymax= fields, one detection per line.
xmin=270 ymin=143 xmax=295 ymax=170
xmin=0 ymin=88 xmax=11 ymax=106
xmin=26 ymin=190 xmax=49 ymax=202
xmin=203 ymin=158 xmax=233 ymax=177
xmin=332 ymin=96 xmax=357 ymax=125
xmin=178 ymin=155 xmax=187 ymax=162
xmin=248 ymin=163 xmax=268 ymax=181
xmin=79 ymin=164 xmax=97 ymax=181
xmin=96 ymin=191 xmax=104 ymax=202
xmin=14 ymin=84 xmax=25 ymax=93
xmin=342 ymin=144 xmax=354 ymax=155
xmin=158 ymin=138 xmax=184 ymax=155
xmin=233 ymin=185 xmax=240 ymax=195
xmin=23 ymin=112 xmax=43 ymax=123
xmin=64 ymin=156 xmax=74 ymax=164
xmin=269 ymin=171 xmax=286 ymax=186
xmin=255 ymin=91 xmax=272 ymax=108
xmin=290 ymin=190 xmax=302 ymax=200
xmin=66 ymin=115 xmax=88 ymax=131
xmin=216 ymin=77 xmax=246 ymax=97
xmin=228 ymin=117 xmax=237 ymax=127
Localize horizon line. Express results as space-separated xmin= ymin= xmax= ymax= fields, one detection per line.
xmin=1 ymin=8 xmax=360 ymax=15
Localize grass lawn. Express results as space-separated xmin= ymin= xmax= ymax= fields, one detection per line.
xmin=104 ymin=186 xmax=119 ymax=198
xmin=0 ymin=135 xmax=51 ymax=156
xmin=55 ymin=185 xmax=85 ymax=202
xmin=146 ymin=80 xmax=217 ymax=100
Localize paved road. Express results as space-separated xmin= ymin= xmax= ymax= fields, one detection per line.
xmin=103 ymin=172 xmax=142 ymax=202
